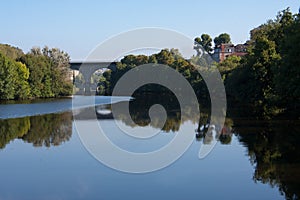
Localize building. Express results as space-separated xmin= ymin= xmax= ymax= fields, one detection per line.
xmin=212 ymin=43 xmax=247 ymax=62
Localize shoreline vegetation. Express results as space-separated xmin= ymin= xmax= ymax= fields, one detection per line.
xmin=1 ymin=8 xmax=299 ymax=119
xmin=0 ymin=45 xmax=73 ymax=101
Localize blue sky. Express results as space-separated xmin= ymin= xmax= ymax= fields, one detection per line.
xmin=1 ymin=0 xmax=299 ymax=60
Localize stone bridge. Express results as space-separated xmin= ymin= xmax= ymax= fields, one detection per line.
xmin=70 ymin=61 xmax=117 ymax=95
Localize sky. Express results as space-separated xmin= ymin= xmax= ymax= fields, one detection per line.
xmin=1 ymin=0 xmax=299 ymax=60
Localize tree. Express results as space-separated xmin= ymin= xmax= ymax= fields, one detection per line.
xmin=19 ymin=53 xmax=53 ymax=98
xmin=0 ymin=44 xmax=24 ymax=60
xmin=273 ymin=11 xmax=300 ymax=114
xmin=0 ymin=53 xmax=31 ymax=100
xmin=194 ymin=34 xmax=213 ymax=54
xmin=42 ymin=47 xmax=73 ymax=96
xmin=0 ymin=53 xmax=17 ymax=99
xmin=14 ymin=61 xmax=31 ymax=99
xmin=250 ymin=8 xmax=294 ymax=54
xmin=214 ymin=33 xmax=231 ymax=47
xmin=18 ymin=47 xmax=73 ymax=98
xmin=96 ymin=48 xmax=209 ymax=105
xmin=217 ymin=55 xmax=241 ymax=80
xmin=224 ymin=8 xmax=300 ymax=118
xmin=154 ymin=49 xmax=175 ymax=65
xmin=226 ymin=35 xmax=280 ymax=117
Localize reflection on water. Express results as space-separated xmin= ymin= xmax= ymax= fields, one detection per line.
xmin=0 ymin=112 xmax=72 ymax=148
xmin=233 ymin=118 xmax=300 ymax=200
xmin=0 ymin=95 xmax=299 ymax=199
xmin=111 ymin=93 xmax=198 ymax=132
xmin=195 ymin=117 xmax=234 ymax=145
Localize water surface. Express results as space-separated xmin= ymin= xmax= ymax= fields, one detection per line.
xmin=0 ymin=97 xmax=299 ymax=200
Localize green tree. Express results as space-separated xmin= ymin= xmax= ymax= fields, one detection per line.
xmin=273 ymin=11 xmax=300 ymax=115
xmin=0 ymin=53 xmax=31 ymax=100
xmin=18 ymin=47 xmax=73 ymax=98
xmin=0 ymin=44 xmax=24 ymax=60
xmin=42 ymin=47 xmax=73 ymax=96
xmin=155 ymin=49 xmax=175 ymax=65
xmin=227 ymin=36 xmax=280 ymax=116
xmin=0 ymin=53 xmax=17 ymax=99
xmin=217 ymin=55 xmax=241 ymax=80
xmin=19 ymin=53 xmax=53 ymax=98
xmin=214 ymin=33 xmax=231 ymax=47
xmin=250 ymin=8 xmax=294 ymax=54
xmin=194 ymin=34 xmax=213 ymax=54
xmin=224 ymin=8 xmax=299 ymax=118
xmin=97 ymin=49 xmax=209 ymax=105
xmin=14 ymin=62 xmax=31 ymax=99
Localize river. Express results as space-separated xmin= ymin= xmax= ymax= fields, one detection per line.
xmin=0 ymin=96 xmax=299 ymax=200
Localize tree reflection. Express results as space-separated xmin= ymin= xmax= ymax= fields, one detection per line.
xmin=0 ymin=117 xmax=30 ymax=148
xmin=195 ymin=116 xmax=233 ymax=145
xmin=101 ymin=91 xmax=234 ymax=146
xmin=233 ymin=119 xmax=300 ymax=200
xmin=0 ymin=112 xmax=72 ymax=148
xmin=111 ymin=90 xmax=200 ymax=133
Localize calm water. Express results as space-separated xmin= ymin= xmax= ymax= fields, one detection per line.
xmin=0 ymin=97 xmax=299 ymax=200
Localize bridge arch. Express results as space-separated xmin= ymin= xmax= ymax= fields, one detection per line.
xmin=70 ymin=62 xmax=116 ymax=95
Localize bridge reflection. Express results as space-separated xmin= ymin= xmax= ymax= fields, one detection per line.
xmin=73 ymin=105 xmax=114 ymax=120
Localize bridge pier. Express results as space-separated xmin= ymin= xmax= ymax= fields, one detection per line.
xmin=84 ymin=81 xmax=92 ymax=95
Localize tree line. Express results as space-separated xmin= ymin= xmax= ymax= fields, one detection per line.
xmin=0 ymin=45 xmax=73 ymax=100
xmin=221 ymin=8 xmax=299 ymax=118
xmin=1 ymin=8 xmax=298 ymax=119
xmin=97 ymin=48 xmax=212 ymax=106
xmin=96 ymin=8 xmax=299 ymax=119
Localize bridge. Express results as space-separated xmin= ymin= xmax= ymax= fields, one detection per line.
xmin=69 ymin=61 xmax=117 ymax=95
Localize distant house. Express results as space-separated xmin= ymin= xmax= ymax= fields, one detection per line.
xmin=212 ymin=43 xmax=247 ymax=62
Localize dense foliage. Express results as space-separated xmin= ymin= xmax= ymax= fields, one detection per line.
xmin=96 ymin=9 xmax=299 ymax=119
xmin=194 ymin=34 xmax=213 ymax=54
xmin=0 ymin=46 xmax=73 ymax=100
xmin=0 ymin=44 xmax=24 ymax=60
xmin=97 ymin=48 xmax=211 ymax=106
xmin=223 ymin=8 xmax=299 ymax=118
xmin=213 ymin=33 xmax=231 ymax=47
